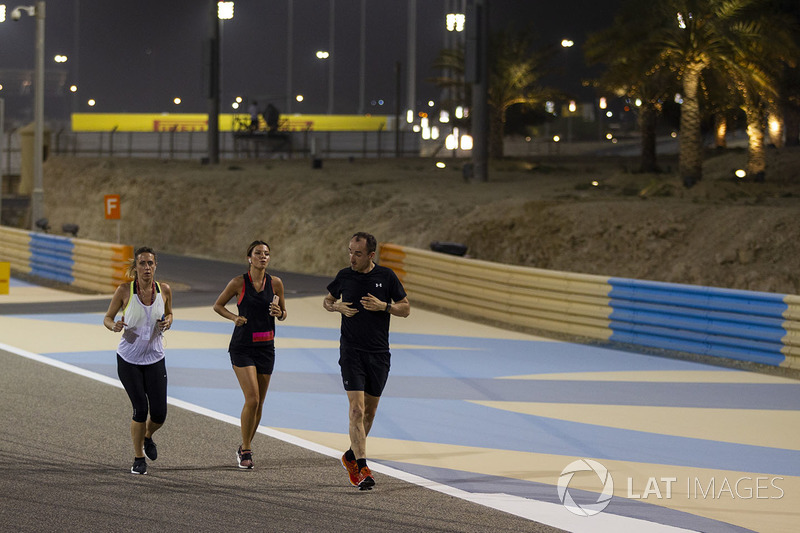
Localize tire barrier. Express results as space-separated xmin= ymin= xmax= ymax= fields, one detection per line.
xmin=378 ymin=243 xmax=799 ymax=369
xmin=0 ymin=226 xmax=133 ymax=294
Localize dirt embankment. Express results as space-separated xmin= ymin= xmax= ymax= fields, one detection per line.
xmin=37 ymin=147 xmax=800 ymax=295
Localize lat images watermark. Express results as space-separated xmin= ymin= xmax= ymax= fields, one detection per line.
xmin=558 ymin=459 xmax=786 ymax=516
xmin=626 ymin=475 xmax=785 ymax=501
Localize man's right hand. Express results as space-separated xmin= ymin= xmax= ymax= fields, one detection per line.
xmin=334 ymin=300 xmax=358 ymax=317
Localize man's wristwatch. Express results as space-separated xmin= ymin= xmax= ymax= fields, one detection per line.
xmin=385 ymin=302 xmax=392 ymax=313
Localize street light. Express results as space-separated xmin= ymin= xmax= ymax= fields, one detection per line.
xmin=446 ymin=13 xmax=465 ymax=33
xmin=217 ymin=1 xmax=233 ymax=20
xmin=11 ymin=2 xmax=45 ymax=231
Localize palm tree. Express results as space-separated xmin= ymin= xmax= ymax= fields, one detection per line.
xmin=486 ymin=30 xmax=556 ymax=158
xmin=431 ymin=29 xmax=557 ymax=159
xmin=724 ymin=3 xmax=798 ymax=179
xmin=585 ymin=5 xmax=678 ymax=173
xmin=652 ymin=0 xmax=796 ymax=187
xmin=773 ymin=0 xmax=800 ymax=147
xmin=430 ymin=46 xmax=470 ymax=120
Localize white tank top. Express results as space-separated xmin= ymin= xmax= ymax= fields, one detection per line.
xmin=117 ymin=281 xmax=166 ymax=365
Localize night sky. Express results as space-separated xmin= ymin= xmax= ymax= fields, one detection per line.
xmin=0 ymin=0 xmax=620 ymax=124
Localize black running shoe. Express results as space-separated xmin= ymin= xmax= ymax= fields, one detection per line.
xmin=144 ymin=437 xmax=157 ymax=461
xmin=131 ymin=457 xmax=147 ymax=475
xmin=237 ymin=445 xmax=253 ymax=469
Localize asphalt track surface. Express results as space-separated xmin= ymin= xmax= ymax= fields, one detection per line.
xmin=0 ymin=350 xmax=555 ymax=533
xmin=2 ymin=252 xmax=799 ymax=532
xmin=0 ymin=254 xmax=558 ymax=533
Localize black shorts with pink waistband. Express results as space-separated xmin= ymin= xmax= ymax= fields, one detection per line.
xmin=230 ymin=344 xmax=275 ymax=375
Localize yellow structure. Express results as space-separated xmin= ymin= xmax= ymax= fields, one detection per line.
xmin=0 ymin=261 xmax=9 ymax=294
xmin=71 ymin=113 xmax=389 ymax=133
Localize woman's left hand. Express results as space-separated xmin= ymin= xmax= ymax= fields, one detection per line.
xmin=157 ymin=315 xmax=172 ymax=331
xmin=269 ymin=295 xmax=282 ymax=317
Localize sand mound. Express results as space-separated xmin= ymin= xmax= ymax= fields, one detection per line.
xmin=40 ymin=147 xmax=800 ymax=294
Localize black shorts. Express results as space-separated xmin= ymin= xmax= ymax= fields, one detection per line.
xmin=338 ymin=346 xmax=391 ymax=397
xmin=230 ymin=344 xmax=275 ymax=375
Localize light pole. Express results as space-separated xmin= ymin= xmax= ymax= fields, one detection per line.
xmin=406 ymin=0 xmax=416 ymax=123
xmin=11 ymin=2 xmax=45 ymax=230
xmin=327 ymin=0 xmax=335 ymax=115
xmin=466 ymin=0 xmax=488 ymax=181
xmin=286 ymin=0 xmax=293 ymax=113
xmin=0 ymin=96 xmax=4 ymax=226
xmin=316 ymin=50 xmax=331 ymax=114
xmin=561 ymin=38 xmax=575 ymax=143
xmin=206 ymin=1 xmax=221 ymax=164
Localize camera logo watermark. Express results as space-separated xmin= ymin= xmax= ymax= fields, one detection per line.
xmin=557 ymin=459 xmax=614 ymax=516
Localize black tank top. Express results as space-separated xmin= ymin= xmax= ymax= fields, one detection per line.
xmin=229 ymin=272 xmax=275 ymax=349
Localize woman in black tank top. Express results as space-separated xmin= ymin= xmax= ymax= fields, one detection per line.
xmin=213 ymin=240 xmax=287 ymax=469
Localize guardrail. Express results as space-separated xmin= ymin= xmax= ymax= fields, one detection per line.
xmin=0 ymin=226 xmax=132 ymax=293
xmin=379 ymin=243 xmax=800 ymax=369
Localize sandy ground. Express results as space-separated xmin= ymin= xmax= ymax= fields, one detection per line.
xmin=34 ymin=146 xmax=800 ymax=295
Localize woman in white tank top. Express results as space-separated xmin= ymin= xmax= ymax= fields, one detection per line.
xmin=103 ymin=247 xmax=173 ymax=475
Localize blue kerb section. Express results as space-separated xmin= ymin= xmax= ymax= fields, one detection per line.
xmin=610 ymin=301 xmax=786 ymax=342
xmin=608 ymin=278 xmax=788 ymax=366
xmin=608 ymin=278 xmax=787 ymax=316
xmin=29 ymin=233 xmax=75 ymax=284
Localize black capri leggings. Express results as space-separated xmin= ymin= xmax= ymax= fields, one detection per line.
xmin=116 ymin=354 xmax=168 ymax=424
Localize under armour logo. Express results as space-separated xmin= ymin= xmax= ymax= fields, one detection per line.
xmin=376 ymin=283 xmax=383 ymax=287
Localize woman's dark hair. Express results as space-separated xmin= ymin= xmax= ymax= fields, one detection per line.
xmin=246 ymin=240 xmax=270 ymax=257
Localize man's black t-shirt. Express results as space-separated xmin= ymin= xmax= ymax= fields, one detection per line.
xmin=327 ymin=264 xmax=406 ymax=352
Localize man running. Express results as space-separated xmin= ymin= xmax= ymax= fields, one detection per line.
xmin=323 ymin=232 xmax=410 ymax=490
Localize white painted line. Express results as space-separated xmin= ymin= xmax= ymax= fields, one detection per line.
xmin=1 ymin=342 xmax=698 ymax=533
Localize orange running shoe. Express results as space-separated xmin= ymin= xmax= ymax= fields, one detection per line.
xmin=341 ymin=453 xmax=359 ymax=486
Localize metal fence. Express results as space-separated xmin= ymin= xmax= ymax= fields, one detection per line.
xmin=0 ymin=128 xmax=421 ymax=177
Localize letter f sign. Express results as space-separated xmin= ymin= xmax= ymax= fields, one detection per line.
xmin=105 ymin=194 xmax=121 ymax=220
